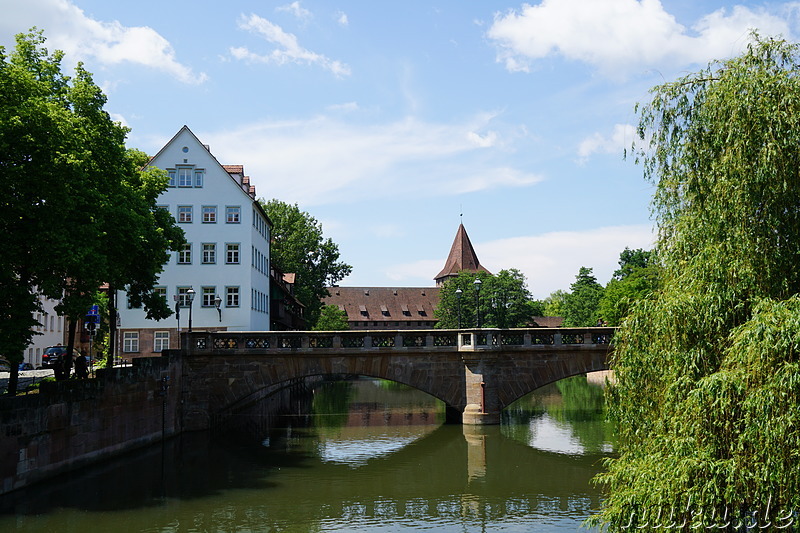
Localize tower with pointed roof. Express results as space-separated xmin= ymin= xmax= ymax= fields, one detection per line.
xmin=434 ymin=223 xmax=491 ymax=286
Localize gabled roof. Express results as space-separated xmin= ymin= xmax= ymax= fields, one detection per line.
xmin=434 ymin=223 xmax=491 ymax=284
xmin=149 ymin=126 xmax=273 ymax=227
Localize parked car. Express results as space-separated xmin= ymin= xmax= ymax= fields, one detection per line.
xmin=18 ymin=362 xmax=34 ymax=371
xmin=0 ymin=357 xmax=10 ymax=372
xmin=40 ymin=346 xmax=81 ymax=368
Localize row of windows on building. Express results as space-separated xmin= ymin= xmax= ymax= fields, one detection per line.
xmin=252 ymin=289 xmax=268 ymax=314
xmin=252 ymin=208 xmax=268 ymax=240
xmin=167 ymin=167 xmax=204 ymax=188
xmin=353 ymin=321 xmax=437 ymax=328
xmin=177 ymin=242 xmax=241 ymax=265
xmin=128 ymin=286 xmax=241 ymax=310
xmin=123 ymin=331 xmax=169 ymax=353
xmin=34 ymin=312 xmax=62 ymax=333
xmin=165 ymin=204 xmax=241 ymax=225
xmin=253 ymin=246 xmax=268 ymax=275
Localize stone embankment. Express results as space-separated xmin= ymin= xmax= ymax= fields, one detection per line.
xmin=0 ymin=354 xmax=181 ymax=495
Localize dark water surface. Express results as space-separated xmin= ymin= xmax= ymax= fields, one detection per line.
xmin=0 ymin=376 xmax=614 ymax=532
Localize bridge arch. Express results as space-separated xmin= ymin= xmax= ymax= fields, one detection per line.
xmin=177 ymin=328 xmax=612 ymax=430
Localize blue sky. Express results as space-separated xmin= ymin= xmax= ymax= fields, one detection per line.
xmin=3 ymin=0 xmax=798 ymax=298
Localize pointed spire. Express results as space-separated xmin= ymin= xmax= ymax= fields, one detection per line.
xmin=434 ymin=223 xmax=491 ymax=285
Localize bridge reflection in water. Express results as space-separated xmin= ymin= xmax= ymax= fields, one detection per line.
xmin=0 ymin=377 xmax=611 ymax=532
xmin=181 ymin=327 xmax=614 ymax=428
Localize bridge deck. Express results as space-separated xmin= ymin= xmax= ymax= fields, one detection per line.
xmin=182 ymin=327 xmax=615 ymax=355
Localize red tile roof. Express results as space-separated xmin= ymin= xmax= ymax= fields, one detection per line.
xmin=323 ymin=287 xmax=441 ymax=328
xmin=435 ymin=223 xmax=491 ymax=284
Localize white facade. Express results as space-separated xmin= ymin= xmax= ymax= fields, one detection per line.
xmin=117 ymin=126 xmax=271 ymax=357
xmin=26 ymin=295 xmax=66 ymax=367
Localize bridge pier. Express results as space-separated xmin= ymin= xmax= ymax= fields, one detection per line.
xmin=461 ymin=353 xmax=501 ymax=425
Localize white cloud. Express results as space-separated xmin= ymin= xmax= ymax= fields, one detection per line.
xmin=487 ymin=0 xmax=793 ymax=77
xmin=480 ymin=225 xmax=656 ymax=298
xmin=336 ymin=11 xmax=350 ymax=27
xmin=200 ymin=113 xmax=536 ymax=206
xmin=0 ymin=0 xmax=206 ymax=84
xmin=443 ymin=167 xmax=544 ymax=194
xmin=233 ymin=13 xmax=351 ymax=77
xmin=384 ymin=225 xmax=655 ymax=296
xmin=327 ymin=101 xmax=359 ymax=112
xmin=385 ymin=260 xmax=444 ymax=283
xmin=578 ymin=123 xmax=636 ymax=162
xmin=467 ymin=130 xmax=498 ymax=148
xmin=277 ymin=1 xmax=312 ymax=21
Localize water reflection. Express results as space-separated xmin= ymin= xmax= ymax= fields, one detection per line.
xmin=0 ymin=375 xmax=613 ymax=532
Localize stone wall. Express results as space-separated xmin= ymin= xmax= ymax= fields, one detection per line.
xmin=0 ymin=352 xmax=182 ymax=495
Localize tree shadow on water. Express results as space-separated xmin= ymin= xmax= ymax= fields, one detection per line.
xmin=0 ymin=430 xmax=312 ymax=515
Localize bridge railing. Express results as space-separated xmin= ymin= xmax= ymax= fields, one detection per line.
xmin=182 ymin=328 xmax=615 ymax=355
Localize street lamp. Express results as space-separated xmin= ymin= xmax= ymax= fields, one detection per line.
xmin=473 ymin=278 xmax=482 ymax=328
xmin=455 ymin=288 xmax=463 ymax=329
xmin=214 ymin=295 xmax=222 ymax=322
xmin=187 ymin=287 xmax=195 ymax=332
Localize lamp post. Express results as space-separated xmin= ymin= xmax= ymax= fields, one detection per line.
xmin=187 ymin=287 xmax=195 ymax=332
xmin=455 ymin=288 xmax=463 ymax=329
xmin=214 ymin=295 xmax=222 ymax=323
xmin=473 ymin=278 xmax=482 ymax=328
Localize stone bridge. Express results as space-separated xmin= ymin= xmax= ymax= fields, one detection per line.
xmin=178 ymin=327 xmax=614 ymax=428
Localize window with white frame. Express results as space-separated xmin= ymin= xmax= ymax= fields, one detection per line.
xmin=226 ymin=243 xmax=240 ymax=264
xmin=178 ymin=167 xmax=193 ymax=187
xmin=226 ymin=286 xmax=240 ymax=307
xmin=178 ymin=205 xmax=192 ymax=223
xmin=123 ymin=332 xmax=139 ymax=352
xmin=194 ymin=169 xmax=204 ymax=188
xmin=202 ymin=243 xmax=216 ymax=264
xmin=202 ymin=205 xmax=216 ymax=223
xmin=202 ymin=286 xmax=216 ymax=307
xmin=226 ymin=206 xmax=241 ymax=224
xmin=178 ymin=243 xmax=192 ymax=264
xmin=154 ymin=331 xmax=169 ymax=352
xmin=168 ymin=171 xmax=176 ymax=187
xmin=177 ymin=287 xmax=193 ymax=307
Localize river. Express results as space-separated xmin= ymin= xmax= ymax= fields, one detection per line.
xmin=0 ymin=375 xmax=614 ymax=532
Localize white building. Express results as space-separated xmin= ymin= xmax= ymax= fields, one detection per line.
xmin=117 ymin=126 xmax=271 ymax=358
xmin=26 ymin=294 xmax=66 ymax=368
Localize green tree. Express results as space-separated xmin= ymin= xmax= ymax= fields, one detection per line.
xmin=542 ymin=289 xmax=568 ymax=317
xmin=0 ymin=30 xmax=183 ymax=393
xmin=598 ymin=248 xmax=659 ymax=326
xmin=314 ymin=304 xmax=350 ymax=331
xmin=261 ymin=199 xmax=352 ymax=327
xmin=611 ymin=247 xmax=652 ymax=280
xmin=562 ymin=267 xmax=603 ymax=327
xmin=434 ymin=269 xmax=536 ymax=329
xmin=592 ymin=36 xmax=800 ymax=530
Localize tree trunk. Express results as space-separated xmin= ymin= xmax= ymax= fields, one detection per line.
xmin=5 ymin=362 xmax=19 ymax=396
xmin=63 ymin=319 xmax=77 ymax=380
xmin=107 ymin=288 xmax=116 ymax=368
